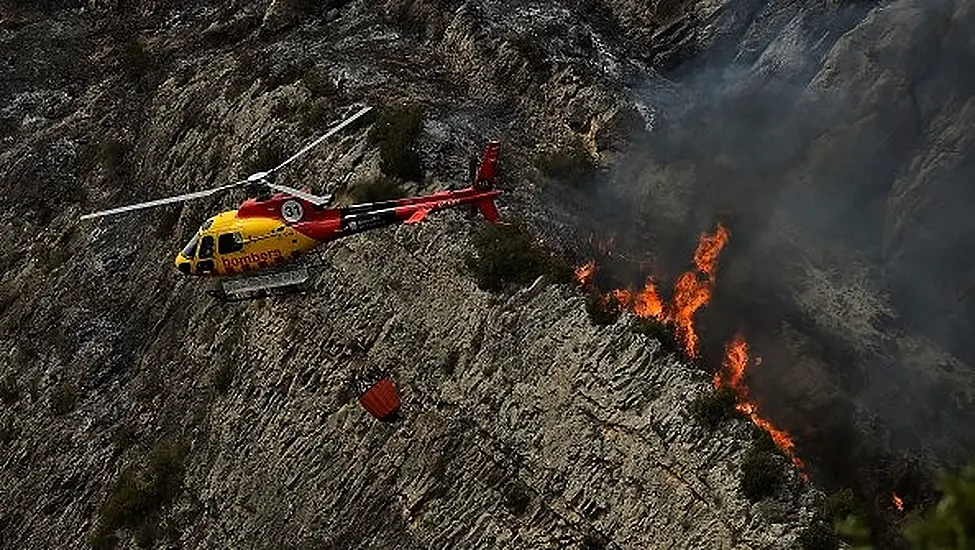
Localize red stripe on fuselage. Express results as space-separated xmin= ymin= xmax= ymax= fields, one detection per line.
xmin=291 ymin=210 xmax=342 ymax=242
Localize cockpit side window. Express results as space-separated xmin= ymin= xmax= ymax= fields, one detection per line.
xmin=182 ymin=234 xmax=199 ymax=258
xmin=218 ymin=233 xmax=244 ymax=255
xmin=198 ymin=235 xmax=215 ymax=259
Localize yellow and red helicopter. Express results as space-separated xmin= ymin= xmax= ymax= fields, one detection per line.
xmin=80 ymin=105 xmax=503 ymax=300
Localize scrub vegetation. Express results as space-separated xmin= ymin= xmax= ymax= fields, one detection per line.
xmin=465 ymin=221 xmax=574 ymax=292
xmin=347 ymin=176 xmax=406 ymax=203
xmin=691 ymin=386 xmax=741 ymax=430
xmin=90 ymin=438 xmax=190 ymax=549
xmin=367 ymin=105 xmax=424 ymax=181
xmin=534 ymin=136 xmax=596 ymax=187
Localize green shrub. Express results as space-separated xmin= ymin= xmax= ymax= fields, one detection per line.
xmin=691 ymin=386 xmax=740 ymax=429
xmin=300 ymin=68 xmax=337 ymax=98
xmin=388 ymin=0 xmax=452 ymax=40
xmin=535 ymin=137 xmax=596 ymax=186
xmin=631 ymin=317 xmax=680 ymax=355
xmin=0 ymin=418 xmax=16 ymax=445
xmin=225 ymin=53 xmax=258 ymax=100
xmin=798 ymin=521 xmax=841 ymax=550
xmin=465 ymin=221 xmax=570 ymax=293
xmin=98 ymin=137 xmax=126 ymax=175
xmin=111 ymin=423 xmax=139 ymax=450
xmin=585 ymin=292 xmax=622 ymax=326
xmin=904 ymin=459 xmax=975 ymax=550
xmin=262 ymin=63 xmax=305 ymax=91
xmin=122 ymin=38 xmax=151 ymax=85
xmin=835 ymin=514 xmax=873 ymax=549
xmin=443 ymin=350 xmax=461 ymax=375
xmin=580 ymin=532 xmax=609 ymax=550
xmin=0 ymin=117 xmax=18 ymax=137
xmin=545 ymin=253 xmax=576 ymax=287
xmin=50 ymin=381 xmax=77 ymax=415
xmin=0 ymin=374 xmax=19 ymax=406
xmin=741 ymin=447 xmax=782 ymax=502
xmin=90 ymin=439 xmax=189 ymax=548
xmin=751 ymin=424 xmax=779 ymax=455
xmin=298 ymin=100 xmax=330 ymax=135
xmin=799 ymin=488 xmax=864 ymax=550
xmin=210 ymin=363 xmax=233 ymax=395
xmin=367 ymin=105 xmax=424 ymax=181
xmin=347 ymin=176 xmax=405 ymax=203
xmin=817 ymin=488 xmax=857 ymax=522
xmin=243 ymin=144 xmax=285 ymax=176
xmin=509 ymin=31 xmax=552 ymax=76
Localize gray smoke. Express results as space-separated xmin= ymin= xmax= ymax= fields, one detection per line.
xmin=568 ymin=0 xmax=975 ymax=535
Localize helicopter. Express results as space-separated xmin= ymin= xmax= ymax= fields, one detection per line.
xmin=80 ymin=105 xmax=503 ymax=301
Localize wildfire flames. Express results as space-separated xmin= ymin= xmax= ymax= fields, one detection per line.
xmin=715 ymin=335 xmax=807 ymax=474
xmin=574 ymin=261 xmax=596 ymax=287
xmin=892 ymin=492 xmax=904 ymax=512
xmin=670 ymin=223 xmax=730 ymax=358
xmin=577 ymin=223 xmax=807 ymax=478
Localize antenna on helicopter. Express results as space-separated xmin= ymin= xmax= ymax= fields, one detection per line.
xmin=79 ymin=105 xmax=374 ymax=220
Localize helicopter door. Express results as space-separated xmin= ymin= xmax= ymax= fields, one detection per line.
xmin=196 ymin=235 xmax=216 ymax=274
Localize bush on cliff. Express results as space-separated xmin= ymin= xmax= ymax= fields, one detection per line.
xmin=465 ymin=221 xmax=573 ymax=292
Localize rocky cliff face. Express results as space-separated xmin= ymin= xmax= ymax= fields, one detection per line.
xmin=565 ymin=0 xmax=975 ymax=544
xmin=1 ymin=0 xmax=972 ymax=548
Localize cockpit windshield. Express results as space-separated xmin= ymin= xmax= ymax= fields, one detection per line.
xmin=181 ymin=234 xmax=200 ymax=258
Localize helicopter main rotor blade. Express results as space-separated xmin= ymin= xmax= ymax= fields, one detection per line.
xmin=265 ymin=183 xmax=333 ymax=206
xmin=79 ymin=181 xmax=246 ymax=220
xmin=266 ymin=105 xmax=373 ymax=176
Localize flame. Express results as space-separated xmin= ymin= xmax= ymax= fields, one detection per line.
xmin=672 ymin=224 xmax=731 ymax=357
xmin=715 ymin=334 xmax=749 ymax=390
xmin=693 ymin=224 xmax=731 ymax=278
xmin=633 ymin=278 xmax=665 ymax=320
xmin=669 ymin=272 xmax=711 ymax=358
xmin=610 ymin=288 xmax=632 ymax=306
xmin=575 ymin=222 xmax=808 ymax=481
xmin=892 ymin=492 xmax=904 ymax=511
xmin=575 ymin=260 xmax=596 ymax=286
xmin=575 ymin=224 xmax=729 ymax=357
xmin=716 ymin=334 xmax=807 ymax=475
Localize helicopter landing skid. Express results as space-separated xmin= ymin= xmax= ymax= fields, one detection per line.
xmin=209 ymin=265 xmax=312 ymax=302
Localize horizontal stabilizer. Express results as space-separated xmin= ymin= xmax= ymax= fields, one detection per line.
xmin=475 ymin=198 xmax=500 ymax=222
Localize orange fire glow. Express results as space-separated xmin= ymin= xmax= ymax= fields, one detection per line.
xmin=633 ymin=278 xmax=665 ymax=319
xmin=665 ymin=224 xmax=731 ymax=357
xmin=715 ymin=334 xmax=806 ymax=474
xmin=575 ymin=260 xmax=596 ymax=286
xmin=576 ymin=224 xmax=730 ymax=358
xmin=574 ymin=223 xmax=808 ymax=481
xmin=892 ymin=492 xmax=904 ymax=511
xmin=694 ymin=223 xmax=731 ymax=278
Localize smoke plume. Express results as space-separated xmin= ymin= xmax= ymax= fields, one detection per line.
xmin=566 ymin=0 xmax=975 ymax=544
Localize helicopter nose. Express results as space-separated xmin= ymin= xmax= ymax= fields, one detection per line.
xmin=175 ymin=255 xmax=192 ymax=275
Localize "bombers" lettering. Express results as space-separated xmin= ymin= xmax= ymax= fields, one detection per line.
xmin=221 ymin=249 xmax=283 ymax=268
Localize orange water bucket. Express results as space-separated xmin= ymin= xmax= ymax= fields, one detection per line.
xmin=358 ymin=377 xmax=402 ymax=421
